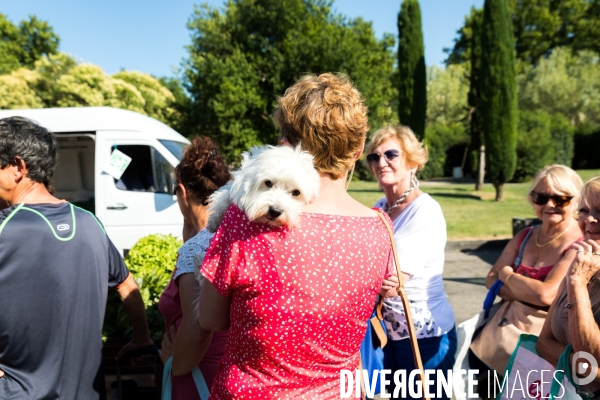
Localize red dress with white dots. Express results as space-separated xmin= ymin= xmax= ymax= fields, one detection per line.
xmin=201 ymin=205 xmax=394 ymax=399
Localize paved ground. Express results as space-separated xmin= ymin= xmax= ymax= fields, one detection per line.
xmin=443 ymin=240 xmax=506 ymax=324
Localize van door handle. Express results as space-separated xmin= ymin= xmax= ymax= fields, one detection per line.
xmin=107 ymin=204 xmax=128 ymax=210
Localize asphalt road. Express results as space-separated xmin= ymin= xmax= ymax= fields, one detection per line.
xmin=443 ymin=240 xmax=506 ymax=326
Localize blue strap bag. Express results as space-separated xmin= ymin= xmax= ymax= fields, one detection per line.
xmin=162 ymin=356 xmax=210 ymax=400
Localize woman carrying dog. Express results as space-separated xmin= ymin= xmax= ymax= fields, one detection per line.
xmin=197 ymin=73 xmax=395 ymax=399
xmin=365 ymin=125 xmax=456 ymax=399
xmin=157 ymin=137 xmax=231 ymax=399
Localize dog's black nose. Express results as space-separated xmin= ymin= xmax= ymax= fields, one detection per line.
xmin=267 ymin=207 xmax=282 ymax=219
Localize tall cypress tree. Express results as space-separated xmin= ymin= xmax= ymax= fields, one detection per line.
xmin=480 ymin=0 xmax=517 ymax=201
xmin=398 ymin=0 xmax=426 ymax=139
xmin=468 ymin=8 xmax=484 ymax=190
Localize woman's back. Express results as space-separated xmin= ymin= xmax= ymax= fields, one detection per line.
xmin=201 ymin=205 xmax=393 ymax=399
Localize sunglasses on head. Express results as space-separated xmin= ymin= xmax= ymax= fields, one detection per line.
xmin=366 ymin=149 xmax=400 ymax=164
xmin=530 ymin=191 xmax=574 ymax=207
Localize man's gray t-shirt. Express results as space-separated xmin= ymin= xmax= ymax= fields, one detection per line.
xmin=0 ymin=202 xmax=129 ymax=399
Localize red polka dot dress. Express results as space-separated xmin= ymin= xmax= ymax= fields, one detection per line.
xmin=201 ymin=205 xmax=394 ymax=399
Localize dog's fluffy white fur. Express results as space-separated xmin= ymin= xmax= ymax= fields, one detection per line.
xmin=206 ymin=145 xmax=320 ymax=232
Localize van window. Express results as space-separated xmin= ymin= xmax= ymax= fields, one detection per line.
xmin=114 ymin=145 xmax=175 ymax=193
xmin=158 ymin=140 xmax=188 ymax=161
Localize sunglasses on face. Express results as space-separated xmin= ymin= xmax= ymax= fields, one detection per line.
xmin=366 ymin=149 xmax=400 ymax=164
xmin=530 ymin=191 xmax=574 ymax=207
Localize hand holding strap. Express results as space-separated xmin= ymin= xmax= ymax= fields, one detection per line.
xmin=376 ymin=211 xmax=430 ymax=400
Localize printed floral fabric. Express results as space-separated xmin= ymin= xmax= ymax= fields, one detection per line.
xmin=174 ymin=229 xmax=214 ymax=282
xmin=201 ymin=205 xmax=394 ymax=399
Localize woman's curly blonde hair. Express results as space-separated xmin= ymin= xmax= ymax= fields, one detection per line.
xmin=272 ymin=73 xmax=369 ymax=180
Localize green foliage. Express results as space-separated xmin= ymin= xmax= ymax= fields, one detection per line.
xmin=426 ymin=64 xmax=469 ymax=127
xmin=513 ymin=110 xmax=554 ymax=182
xmin=0 ymin=53 xmax=182 ymax=127
xmin=480 ymin=0 xmax=518 ymax=195
xmin=184 ymin=0 xmax=397 ymax=161
xmin=444 ymin=7 xmax=483 ymax=67
xmin=420 ymin=123 xmax=469 ymax=180
xmin=550 ymin=113 xmax=575 ymax=166
xmin=518 ymin=47 xmax=600 ymax=127
xmin=513 ymin=111 xmax=575 ymax=182
xmin=103 ymin=234 xmax=181 ymax=341
xmin=397 ymin=0 xmax=426 ymax=138
xmin=446 ymin=0 xmax=598 ymax=66
xmin=0 ymin=14 xmax=59 ymax=74
xmin=125 ymin=234 xmax=181 ymax=307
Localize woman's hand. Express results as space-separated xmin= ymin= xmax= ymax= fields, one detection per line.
xmin=569 ymin=240 xmax=600 ymax=286
xmin=380 ymin=274 xmax=400 ymax=298
xmin=160 ymin=324 xmax=176 ymax=365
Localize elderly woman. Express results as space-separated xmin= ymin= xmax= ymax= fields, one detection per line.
xmin=537 ymin=176 xmax=600 ymax=397
xmin=196 ymin=73 xmax=395 ymax=399
xmin=365 ymin=125 xmax=456 ymax=399
xmin=472 ymin=165 xmax=584 ymax=375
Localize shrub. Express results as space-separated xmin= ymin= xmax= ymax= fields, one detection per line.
xmin=420 ymin=123 xmax=469 ymax=180
xmin=513 ymin=110 xmax=554 ymax=182
xmin=103 ymin=234 xmax=182 ymax=341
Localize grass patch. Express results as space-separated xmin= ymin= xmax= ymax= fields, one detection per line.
xmin=348 ymin=169 xmax=600 ymax=240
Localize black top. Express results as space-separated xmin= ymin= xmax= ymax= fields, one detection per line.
xmin=0 ymin=202 xmax=129 ymax=400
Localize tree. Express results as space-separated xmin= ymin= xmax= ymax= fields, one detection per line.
xmin=0 ymin=53 xmax=180 ymax=127
xmin=0 ymin=14 xmax=59 ymax=74
xmin=446 ymin=0 xmax=597 ymax=66
xmin=397 ymin=0 xmax=426 ymax=139
xmin=518 ymin=47 xmax=600 ymax=127
xmin=443 ymin=7 xmax=483 ymax=67
xmin=468 ymin=8 xmax=485 ymax=190
xmin=480 ymin=0 xmax=518 ymax=201
xmin=426 ymin=65 xmax=469 ymax=127
xmin=183 ymin=0 xmax=397 ymax=161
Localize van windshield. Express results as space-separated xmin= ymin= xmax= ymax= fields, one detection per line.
xmin=158 ymin=140 xmax=188 ymax=161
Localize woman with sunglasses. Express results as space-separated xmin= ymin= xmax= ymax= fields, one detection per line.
xmin=157 ymin=136 xmax=231 ymax=399
xmin=537 ymin=176 xmax=600 ymax=397
xmin=472 ymin=165 xmax=583 ymax=376
xmin=364 ymin=125 xmax=456 ymax=399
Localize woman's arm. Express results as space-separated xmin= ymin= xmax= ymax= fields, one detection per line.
xmin=536 ymin=280 xmax=567 ymax=367
xmin=171 ymin=273 xmax=214 ymax=376
xmin=485 ymin=234 xmax=520 ymax=301
xmin=198 ymin=280 xmax=232 ymax=331
xmin=566 ymin=240 xmax=600 ymax=381
xmin=497 ymin=250 xmax=575 ymax=306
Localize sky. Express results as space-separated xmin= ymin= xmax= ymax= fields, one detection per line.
xmin=1 ymin=0 xmax=483 ymax=78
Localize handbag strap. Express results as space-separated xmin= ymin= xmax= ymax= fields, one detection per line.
xmin=162 ymin=356 xmax=210 ymax=400
xmin=376 ymin=210 xmax=430 ymax=400
xmin=514 ymin=227 xmax=535 ymax=268
xmin=483 ymin=227 xmax=535 ymax=316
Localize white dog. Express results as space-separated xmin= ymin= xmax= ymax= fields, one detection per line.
xmin=206 ymin=145 xmax=320 ymax=233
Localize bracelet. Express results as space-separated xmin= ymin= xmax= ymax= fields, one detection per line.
xmin=504 ymin=273 xmax=515 ymax=285
xmin=565 ymin=300 xmax=592 ymax=309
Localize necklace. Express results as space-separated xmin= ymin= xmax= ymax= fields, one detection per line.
xmin=535 ymin=223 xmax=572 ymax=248
xmin=384 ymin=176 xmax=419 ymax=215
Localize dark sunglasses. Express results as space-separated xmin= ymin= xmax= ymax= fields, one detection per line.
xmin=366 ymin=149 xmax=400 ymax=164
xmin=530 ymin=191 xmax=574 ymax=207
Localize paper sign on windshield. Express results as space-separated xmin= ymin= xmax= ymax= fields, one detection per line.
xmin=103 ymin=149 xmax=132 ymax=180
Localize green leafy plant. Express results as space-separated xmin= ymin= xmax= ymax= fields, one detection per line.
xmin=103 ymin=234 xmax=182 ymax=341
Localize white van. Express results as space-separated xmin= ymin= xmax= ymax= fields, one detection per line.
xmin=0 ymin=107 xmax=188 ymax=255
